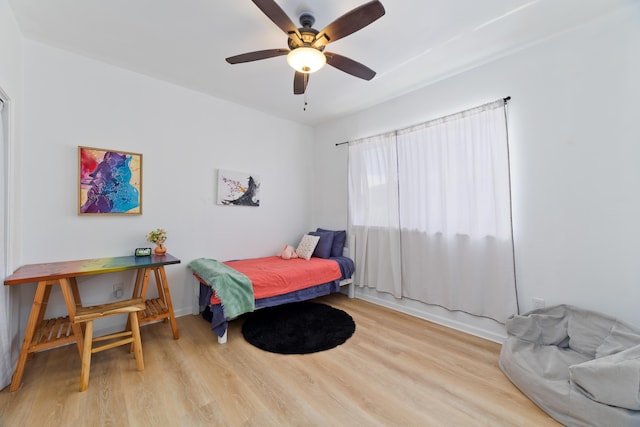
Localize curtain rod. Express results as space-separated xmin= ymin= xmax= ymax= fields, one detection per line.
xmin=335 ymin=96 xmax=511 ymax=147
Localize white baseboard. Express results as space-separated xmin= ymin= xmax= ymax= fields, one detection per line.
xmin=355 ymin=291 xmax=507 ymax=344
xmin=174 ymin=306 xmax=195 ymax=318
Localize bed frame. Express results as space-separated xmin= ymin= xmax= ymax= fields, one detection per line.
xmin=215 ymin=276 xmax=354 ymax=344
xmin=192 ymin=236 xmax=355 ymax=344
xmin=193 ymin=237 xmax=356 ymax=344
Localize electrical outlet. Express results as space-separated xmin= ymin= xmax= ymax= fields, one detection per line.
xmin=532 ymin=297 xmax=545 ymax=310
xmin=113 ymin=283 xmax=124 ymax=299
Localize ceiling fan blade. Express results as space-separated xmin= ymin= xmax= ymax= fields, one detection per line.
xmin=293 ymin=72 xmax=309 ymax=95
xmin=252 ymin=0 xmax=301 ymax=39
xmin=325 ymin=52 xmax=376 ymax=80
xmin=315 ymin=0 xmax=385 ymax=46
xmin=226 ymin=49 xmax=289 ymax=64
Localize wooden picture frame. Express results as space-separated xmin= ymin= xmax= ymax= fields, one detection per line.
xmin=78 ymin=146 xmax=142 ymax=215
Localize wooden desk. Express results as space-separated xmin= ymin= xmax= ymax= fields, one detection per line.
xmin=4 ymin=253 xmax=181 ymax=392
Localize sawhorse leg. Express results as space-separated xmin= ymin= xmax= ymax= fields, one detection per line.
xmin=10 ymin=281 xmax=49 ymax=391
xmin=129 ymin=266 xmax=179 ymax=339
xmin=155 ymin=266 xmax=179 ymax=339
xmin=9 ymin=278 xmax=84 ymax=392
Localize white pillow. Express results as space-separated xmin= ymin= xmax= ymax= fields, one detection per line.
xmin=295 ymin=234 xmax=320 ymax=260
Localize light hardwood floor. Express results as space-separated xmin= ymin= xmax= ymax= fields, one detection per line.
xmin=0 ymin=294 xmax=559 ymax=426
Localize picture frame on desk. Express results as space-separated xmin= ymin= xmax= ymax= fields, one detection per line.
xmin=78 ymin=146 xmax=142 ymax=215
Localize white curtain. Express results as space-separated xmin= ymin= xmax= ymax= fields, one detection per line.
xmin=348 ymin=99 xmax=517 ymax=323
xmin=0 ymin=98 xmax=11 ymax=389
xmin=348 ymin=132 xmax=402 ymax=298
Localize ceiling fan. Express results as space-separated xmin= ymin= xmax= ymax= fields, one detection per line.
xmin=226 ymin=0 xmax=386 ymax=95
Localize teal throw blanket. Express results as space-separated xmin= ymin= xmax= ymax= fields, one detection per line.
xmin=188 ymin=258 xmax=254 ymax=319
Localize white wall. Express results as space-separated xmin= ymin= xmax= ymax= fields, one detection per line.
xmin=17 ymin=39 xmax=315 ymax=333
xmin=0 ymin=0 xmax=23 ymax=271
xmin=312 ymin=5 xmax=640 ymax=341
xmin=0 ymin=0 xmax=24 ymax=382
xmin=7 ymin=2 xmax=640 ymax=346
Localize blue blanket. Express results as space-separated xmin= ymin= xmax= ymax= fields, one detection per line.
xmin=331 ymin=256 xmax=355 ymax=280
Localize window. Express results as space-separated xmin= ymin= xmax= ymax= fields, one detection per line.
xmin=348 ymin=99 xmax=517 ymax=322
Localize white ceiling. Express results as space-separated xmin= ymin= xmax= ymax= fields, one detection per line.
xmin=8 ymin=0 xmax=633 ymax=126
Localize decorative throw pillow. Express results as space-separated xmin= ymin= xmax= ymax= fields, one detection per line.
xmin=309 ymin=231 xmax=334 ymax=259
xmin=317 ymin=228 xmax=347 ymax=257
xmin=295 ymin=234 xmax=320 ymax=260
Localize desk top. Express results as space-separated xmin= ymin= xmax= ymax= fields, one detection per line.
xmin=4 ymin=253 xmax=181 ymax=286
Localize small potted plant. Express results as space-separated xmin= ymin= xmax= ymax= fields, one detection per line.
xmin=147 ymin=228 xmax=167 ymax=255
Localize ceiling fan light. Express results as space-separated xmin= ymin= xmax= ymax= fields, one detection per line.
xmin=287 ymin=47 xmax=326 ymax=73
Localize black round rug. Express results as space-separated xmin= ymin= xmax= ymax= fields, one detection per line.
xmin=241 ymin=301 xmax=356 ymax=354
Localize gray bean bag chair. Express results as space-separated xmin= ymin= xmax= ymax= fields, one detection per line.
xmin=499 ymin=304 xmax=640 ymax=426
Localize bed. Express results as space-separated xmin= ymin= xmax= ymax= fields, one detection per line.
xmin=189 ymin=231 xmax=355 ymax=344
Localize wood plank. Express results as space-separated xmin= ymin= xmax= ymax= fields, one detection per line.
xmin=4 ymin=254 xmax=180 ymax=285
xmin=0 ymin=294 xmax=559 ymax=426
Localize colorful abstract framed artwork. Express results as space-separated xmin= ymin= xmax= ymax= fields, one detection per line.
xmin=217 ymin=169 xmax=260 ymax=207
xmin=78 ymin=146 xmax=142 ymax=215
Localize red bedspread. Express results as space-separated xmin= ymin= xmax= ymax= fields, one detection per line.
xmin=209 ymin=256 xmax=341 ymax=305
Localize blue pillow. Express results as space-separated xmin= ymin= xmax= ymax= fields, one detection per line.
xmin=309 ymin=231 xmax=334 ymax=259
xmin=317 ymin=228 xmax=346 ymax=257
